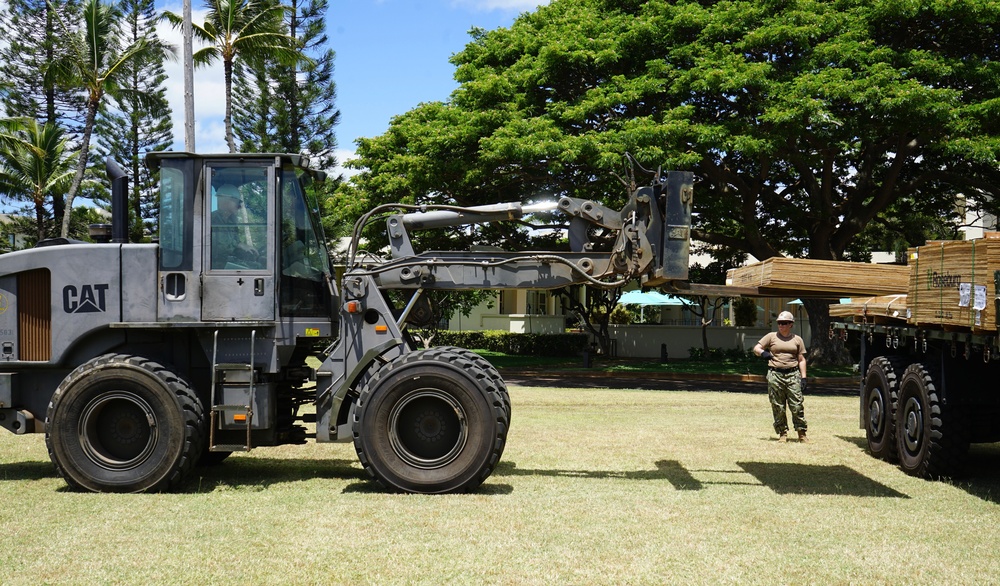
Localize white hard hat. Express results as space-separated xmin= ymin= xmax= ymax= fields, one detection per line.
xmin=216 ymin=184 xmax=240 ymax=199
xmin=777 ymin=311 xmax=795 ymax=322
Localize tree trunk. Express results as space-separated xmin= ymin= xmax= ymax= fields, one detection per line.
xmin=225 ymin=58 xmax=235 ymax=153
xmin=61 ymin=96 xmax=99 ymax=237
xmin=182 ymin=0 xmax=196 ymax=152
xmin=34 ymin=196 xmax=45 ymax=244
xmin=802 ymin=298 xmax=851 ymax=366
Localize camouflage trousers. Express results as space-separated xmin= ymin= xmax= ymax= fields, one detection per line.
xmin=767 ymin=369 xmax=806 ymax=434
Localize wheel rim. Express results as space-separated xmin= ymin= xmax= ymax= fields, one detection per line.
xmin=902 ymin=396 xmax=924 ymax=454
xmin=868 ymin=388 xmax=885 ymax=437
xmin=79 ymin=392 xmax=158 ymax=471
xmin=388 ymin=388 xmax=467 ymax=469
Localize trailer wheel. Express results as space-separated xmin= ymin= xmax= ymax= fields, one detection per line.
xmin=895 ymin=362 xmax=969 ymax=479
xmin=353 ymin=348 xmax=509 ymax=494
xmin=45 ymin=354 xmax=204 ymax=492
xmin=864 ymin=357 xmax=901 ymax=462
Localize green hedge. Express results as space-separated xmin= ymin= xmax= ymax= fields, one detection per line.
xmin=688 ymin=346 xmax=751 ymax=361
xmin=433 ymin=330 xmax=589 ymax=357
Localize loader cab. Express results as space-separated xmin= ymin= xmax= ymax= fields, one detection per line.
xmin=147 ymin=152 xmax=333 ymax=323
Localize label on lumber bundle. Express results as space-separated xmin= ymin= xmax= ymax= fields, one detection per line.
xmin=907 ymin=239 xmax=1000 ymax=332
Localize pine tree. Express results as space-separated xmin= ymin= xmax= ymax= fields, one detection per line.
xmin=232 ymin=0 xmax=339 ymax=169
xmin=0 ymin=0 xmax=87 ymax=237
xmin=233 ymin=58 xmax=279 ymax=153
xmin=0 ymin=0 xmax=86 ymax=131
xmin=92 ymin=0 xmax=174 ymax=242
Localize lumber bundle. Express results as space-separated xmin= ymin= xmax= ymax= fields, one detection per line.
xmin=726 ymin=258 xmax=909 ymax=297
xmin=828 ymin=295 xmax=908 ymax=324
xmin=906 ymin=238 xmax=1000 ymax=332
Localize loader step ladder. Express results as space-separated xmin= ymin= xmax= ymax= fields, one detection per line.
xmin=209 ymin=330 xmax=256 ymax=452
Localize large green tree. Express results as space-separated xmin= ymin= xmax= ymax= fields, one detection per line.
xmin=347 ymin=0 xmax=1000 ymax=364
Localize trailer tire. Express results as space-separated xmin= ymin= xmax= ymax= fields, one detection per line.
xmin=353 ymin=348 xmax=508 ymax=494
xmin=895 ymin=362 xmax=969 ymax=479
xmin=45 ymin=354 xmax=204 ymax=492
xmin=864 ymin=357 xmax=901 ymax=462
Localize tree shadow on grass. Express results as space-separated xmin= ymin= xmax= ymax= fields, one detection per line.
xmin=837 ymin=435 xmax=1000 ymax=504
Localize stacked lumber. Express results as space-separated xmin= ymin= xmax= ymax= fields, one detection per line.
xmin=828 ymin=295 xmax=908 ymax=324
xmin=906 ymin=238 xmax=1000 ymax=332
xmin=726 ymin=258 xmax=909 ymax=297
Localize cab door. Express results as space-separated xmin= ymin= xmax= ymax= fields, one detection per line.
xmin=201 ymin=161 xmax=276 ymax=321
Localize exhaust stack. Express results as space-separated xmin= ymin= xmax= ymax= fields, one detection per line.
xmin=105 ymin=157 xmax=129 ymax=244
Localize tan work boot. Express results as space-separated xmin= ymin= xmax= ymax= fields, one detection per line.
xmin=778 ymin=432 xmax=787 ymax=443
xmin=798 ymin=430 xmax=809 ymax=443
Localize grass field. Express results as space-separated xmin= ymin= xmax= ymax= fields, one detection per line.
xmin=2 ymin=384 xmax=999 ymax=584
xmin=477 ymin=351 xmax=857 ymax=378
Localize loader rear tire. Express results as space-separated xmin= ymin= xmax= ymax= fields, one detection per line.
xmin=45 ymin=354 xmax=204 ymax=492
xmin=864 ymin=357 xmax=901 ymax=462
xmin=353 ymin=348 xmax=508 ymax=494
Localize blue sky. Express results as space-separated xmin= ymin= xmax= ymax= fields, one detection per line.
xmin=157 ymin=0 xmax=548 ymax=171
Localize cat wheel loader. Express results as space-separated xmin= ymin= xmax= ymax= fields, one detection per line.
xmin=0 ymin=152 xmax=692 ymax=493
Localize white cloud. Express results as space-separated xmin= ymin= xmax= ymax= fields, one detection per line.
xmin=332 ymin=148 xmax=361 ymax=180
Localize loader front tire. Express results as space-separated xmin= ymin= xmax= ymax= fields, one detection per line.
xmin=353 ymin=348 xmax=508 ymax=494
xmin=45 ymin=354 xmax=204 ymax=492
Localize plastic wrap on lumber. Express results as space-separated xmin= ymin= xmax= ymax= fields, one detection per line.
xmin=829 ymin=295 xmax=907 ymax=324
xmin=907 ymin=239 xmax=1000 ymax=332
xmin=726 ymin=258 xmax=909 ymax=296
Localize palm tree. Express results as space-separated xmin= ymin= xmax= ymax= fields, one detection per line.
xmin=45 ymin=0 xmax=172 ymax=237
xmin=164 ymin=0 xmax=309 ymax=153
xmin=0 ymin=117 xmax=33 ymax=154
xmin=0 ymin=120 xmax=76 ymax=243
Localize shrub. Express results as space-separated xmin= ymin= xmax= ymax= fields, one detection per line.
xmin=688 ymin=346 xmax=750 ymax=361
xmin=433 ymin=330 xmax=589 ymax=357
xmin=609 ymin=305 xmax=636 ymax=324
xmin=733 ymin=297 xmax=758 ymax=327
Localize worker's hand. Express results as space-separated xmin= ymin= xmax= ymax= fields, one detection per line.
xmin=760 ymin=350 xmax=773 ymax=360
xmin=800 ymin=378 xmax=807 ymax=393
xmin=235 ymin=243 xmax=260 ymax=262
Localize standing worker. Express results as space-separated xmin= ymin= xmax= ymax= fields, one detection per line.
xmin=753 ymin=311 xmax=808 ymax=443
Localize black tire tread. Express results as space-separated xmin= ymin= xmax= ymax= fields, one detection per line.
xmin=435 ymin=345 xmax=511 ymax=422
xmin=864 ymin=356 xmax=902 ymax=462
xmin=45 ymin=353 xmax=204 ymax=492
xmin=353 ymin=347 xmax=509 ymax=493
xmin=896 ymin=362 xmax=970 ymax=479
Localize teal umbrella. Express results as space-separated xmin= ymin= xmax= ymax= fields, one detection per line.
xmin=619 ymin=290 xmax=685 ymax=306
xmin=618 ymin=290 xmax=685 ymax=321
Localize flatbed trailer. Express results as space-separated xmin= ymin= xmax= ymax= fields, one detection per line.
xmin=835 ymin=320 xmax=1000 ymax=478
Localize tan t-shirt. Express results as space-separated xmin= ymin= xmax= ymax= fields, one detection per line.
xmin=757 ymin=332 xmax=805 ymax=369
